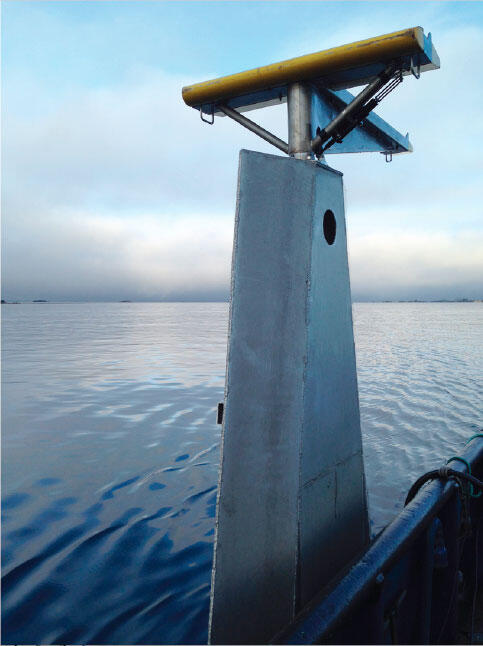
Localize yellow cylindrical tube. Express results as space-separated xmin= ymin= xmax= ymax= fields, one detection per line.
xmin=182 ymin=27 xmax=425 ymax=108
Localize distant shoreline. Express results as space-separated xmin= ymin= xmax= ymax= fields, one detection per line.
xmin=2 ymin=299 xmax=482 ymax=305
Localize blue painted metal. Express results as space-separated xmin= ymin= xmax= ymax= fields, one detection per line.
xmin=310 ymin=87 xmax=412 ymax=154
xmin=274 ymin=437 xmax=483 ymax=645
xmin=423 ymin=32 xmax=437 ymax=69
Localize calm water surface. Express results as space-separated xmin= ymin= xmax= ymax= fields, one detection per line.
xmin=2 ymin=302 xmax=482 ymax=644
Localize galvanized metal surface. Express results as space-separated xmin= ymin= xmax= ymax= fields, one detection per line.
xmin=275 ymin=437 xmax=483 ymax=645
xmin=218 ymin=104 xmax=289 ymax=154
xmin=287 ymin=83 xmax=313 ymax=159
xmin=208 ymin=151 xmax=369 ymax=645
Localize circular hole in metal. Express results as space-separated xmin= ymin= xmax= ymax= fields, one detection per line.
xmin=323 ymin=210 xmax=336 ymax=245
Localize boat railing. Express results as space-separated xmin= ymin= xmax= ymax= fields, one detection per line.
xmin=275 ymin=435 xmax=483 ymax=645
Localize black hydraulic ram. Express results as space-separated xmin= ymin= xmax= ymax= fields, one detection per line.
xmin=311 ymin=62 xmax=401 ymax=156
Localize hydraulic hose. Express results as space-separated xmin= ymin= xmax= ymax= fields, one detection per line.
xmin=405 ymin=467 xmax=483 ymax=506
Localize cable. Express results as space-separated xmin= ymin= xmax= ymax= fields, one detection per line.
xmin=374 ymin=70 xmax=403 ymax=103
xmin=404 ymin=468 xmax=483 ymax=506
xmin=435 ymin=531 xmax=468 ymax=644
xmin=404 ymin=464 xmax=483 ymax=643
xmin=470 ymin=519 xmax=480 ymax=644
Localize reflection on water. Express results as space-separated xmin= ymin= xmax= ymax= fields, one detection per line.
xmin=2 ymin=302 xmax=482 ymax=644
xmin=355 ymin=303 xmax=482 ymax=531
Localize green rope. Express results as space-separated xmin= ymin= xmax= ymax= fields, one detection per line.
xmin=447 ymin=456 xmax=471 ymax=471
xmin=464 ymin=432 xmax=483 ymax=496
xmin=447 ymin=456 xmax=481 ymax=498
xmin=466 ymin=433 xmax=483 ymax=445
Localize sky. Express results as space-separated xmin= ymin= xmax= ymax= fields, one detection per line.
xmin=2 ymin=0 xmax=482 ymax=302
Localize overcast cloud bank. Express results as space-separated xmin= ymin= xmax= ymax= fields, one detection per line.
xmin=2 ymin=4 xmax=482 ymax=302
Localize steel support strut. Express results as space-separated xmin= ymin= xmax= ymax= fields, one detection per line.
xmin=218 ymin=104 xmax=289 ymax=154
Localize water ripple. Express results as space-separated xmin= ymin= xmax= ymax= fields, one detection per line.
xmin=2 ymin=302 xmax=482 ymax=643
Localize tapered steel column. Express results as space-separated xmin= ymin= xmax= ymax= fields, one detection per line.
xmin=208 ymin=150 xmax=369 ymax=645
xmin=287 ymin=82 xmax=313 ymax=159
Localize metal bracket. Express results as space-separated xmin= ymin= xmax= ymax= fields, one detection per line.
xmin=382 ymin=151 xmax=393 ymax=163
xmin=200 ymin=104 xmax=215 ymax=125
xmin=410 ymin=56 xmax=421 ymax=80
xmin=217 ymin=402 xmax=224 ymax=425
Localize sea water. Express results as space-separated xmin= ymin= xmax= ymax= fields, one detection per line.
xmin=2 ymin=302 xmax=482 ymax=644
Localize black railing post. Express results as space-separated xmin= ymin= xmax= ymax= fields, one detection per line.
xmin=430 ymin=491 xmax=461 ymax=643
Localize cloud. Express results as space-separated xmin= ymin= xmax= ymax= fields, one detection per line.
xmin=2 ymin=210 xmax=234 ymax=301
xmin=2 ymin=69 xmax=285 ymax=216
xmin=2 ymin=15 xmax=482 ymax=301
xmin=327 ymin=24 xmax=483 ymax=221
xmin=348 ymin=229 xmax=483 ymax=300
xmin=3 ymin=205 xmax=481 ymax=302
